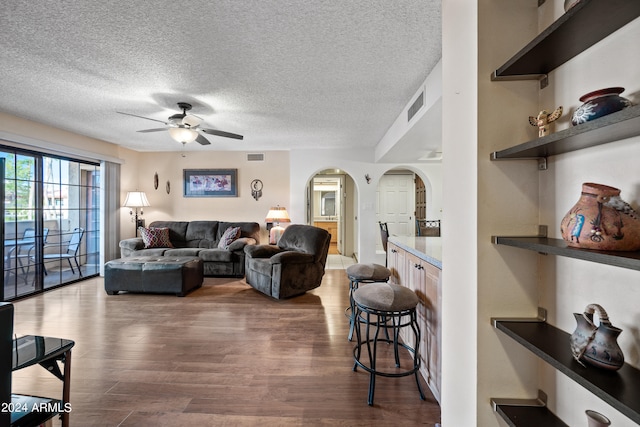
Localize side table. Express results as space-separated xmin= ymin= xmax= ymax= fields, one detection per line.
xmin=12 ymin=335 xmax=74 ymax=427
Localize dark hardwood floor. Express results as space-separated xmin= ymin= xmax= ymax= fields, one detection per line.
xmin=11 ymin=269 xmax=441 ymax=426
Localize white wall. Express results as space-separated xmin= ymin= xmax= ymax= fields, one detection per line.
xmin=441 ymin=0 xmax=478 ymax=425
xmin=119 ymin=150 xmax=290 ymax=243
xmin=289 ymin=148 xmax=442 ymax=263
xmin=462 ymin=1 xmax=640 ymax=426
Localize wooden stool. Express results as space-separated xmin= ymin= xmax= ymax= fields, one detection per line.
xmin=352 ymin=282 xmax=425 ymax=406
xmin=345 ymin=263 xmax=391 ymax=341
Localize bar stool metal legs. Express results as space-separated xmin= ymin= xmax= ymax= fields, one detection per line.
xmin=351 ymin=282 xmax=425 ymax=406
xmin=345 ymin=263 xmax=391 ymax=341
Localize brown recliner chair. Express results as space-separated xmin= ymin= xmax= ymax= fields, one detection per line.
xmin=244 ymin=224 xmax=331 ymax=299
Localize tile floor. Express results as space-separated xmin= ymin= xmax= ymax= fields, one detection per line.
xmin=325 ymin=254 xmax=356 ymax=270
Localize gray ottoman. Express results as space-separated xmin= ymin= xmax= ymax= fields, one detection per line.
xmin=105 ymin=256 xmax=203 ymax=297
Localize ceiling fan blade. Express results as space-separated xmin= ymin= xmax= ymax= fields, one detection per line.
xmin=201 ymin=128 xmax=244 ymax=140
xmin=117 ymin=111 xmax=168 ymax=125
xmin=196 ymin=134 xmax=211 ymax=145
xmin=137 ymin=128 xmax=168 ymax=133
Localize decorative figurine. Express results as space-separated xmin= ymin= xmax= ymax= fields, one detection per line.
xmin=529 ymin=106 xmax=563 ymax=137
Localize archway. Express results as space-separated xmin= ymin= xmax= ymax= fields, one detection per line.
xmin=305 ymin=168 xmax=357 ymax=260
xmin=375 ymin=166 xmax=436 ymax=260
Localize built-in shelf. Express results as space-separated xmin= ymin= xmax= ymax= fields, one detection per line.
xmin=492 ymin=389 xmax=568 ymax=427
xmin=493 ymin=403 xmax=568 ymax=427
xmin=490 ymin=104 xmax=640 ymax=161
xmin=492 ymin=236 xmax=640 ymax=271
xmin=491 ymin=0 xmax=640 ymax=80
xmin=493 ymin=318 xmax=640 ymax=424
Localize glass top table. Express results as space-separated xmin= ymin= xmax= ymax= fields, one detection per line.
xmin=11 ymin=335 xmax=75 ymax=427
xmin=12 ymin=335 xmax=74 ymax=372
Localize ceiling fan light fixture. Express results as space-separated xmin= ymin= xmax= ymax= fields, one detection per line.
xmin=168 ymin=127 xmax=198 ymax=144
xmin=182 ymin=114 xmax=202 ymax=127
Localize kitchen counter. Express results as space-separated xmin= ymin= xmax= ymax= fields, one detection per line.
xmin=388 ymin=236 xmax=442 ymax=269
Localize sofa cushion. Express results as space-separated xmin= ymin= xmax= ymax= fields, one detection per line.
xmin=185 ymin=221 xmax=219 ymax=248
xmin=164 ymin=248 xmax=202 ymax=257
xmin=149 ymin=221 xmax=189 ymax=247
xmin=198 ymin=248 xmax=234 ymax=262
xmin=218 ymin=222 xmax=261 ymax=242
xmin=139 ymin=227 xmax=174 ymax=249
xmin=129 ymin=248 xmax=168 ymax=257
xmin=227 ymin=237 xmax=257 ymax=252
xmin=278 ymin=224 xmax=330 ymax=261
xmin=218 ymin=226 xmax=241 ymax=249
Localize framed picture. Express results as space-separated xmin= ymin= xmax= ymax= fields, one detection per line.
xmin=183 ymin=169 xmax=238 ymax=197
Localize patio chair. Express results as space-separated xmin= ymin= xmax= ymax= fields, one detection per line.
xmin=41 ymin=228 xmax=85 ymax=277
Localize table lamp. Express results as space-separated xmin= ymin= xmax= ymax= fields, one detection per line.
xmin=123 ymin=191 xmax=150 ymax=236
xmin=265 ymin=206 xmax=290 ymax=244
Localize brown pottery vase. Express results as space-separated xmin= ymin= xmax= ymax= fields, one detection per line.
xmin=570 ymin=304 xmax=624 ymax=371
xmin=561 ymin=183 xmax=640 ymax=251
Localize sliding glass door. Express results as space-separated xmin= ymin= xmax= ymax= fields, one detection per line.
xmin=2 ymin=147 xmax=100 ymax=300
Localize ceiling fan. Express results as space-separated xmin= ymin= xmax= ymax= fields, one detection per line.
xmin=117 ymin=102 xmax=243 ymax=145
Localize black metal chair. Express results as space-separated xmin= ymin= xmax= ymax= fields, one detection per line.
xmin=5 ymin=228 xmax=49 ymax=286
xmin=378 ymin=222 xmax=389 ymax=266
xmin=416 ymin=219 xmax=441 ymax=237
xmin=15 ymin=228 xmax=49 ymax=274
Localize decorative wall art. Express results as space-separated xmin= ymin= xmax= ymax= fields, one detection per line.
xmin=166 ymin=181 xmax=171 ymax=194
xmin=183 ymin=169 xmax=238 ymax=197
xmin=251 ymin=179 xmax=263 ymax=201
xmin=154 ymin=172 xmax=159 ymax=189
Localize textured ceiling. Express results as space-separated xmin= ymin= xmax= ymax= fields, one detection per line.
xmin=0 ymin=0 xmax=441 ymax=154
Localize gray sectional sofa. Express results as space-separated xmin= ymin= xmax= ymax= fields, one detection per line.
xmin=119 ymin=220 xmax=260 ymax=277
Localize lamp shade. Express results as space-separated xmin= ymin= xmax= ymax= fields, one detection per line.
xmin=265 ymin=206 xmax=291 ymax=223
xmin=123 ymin=191 xmax=151 ymax=208
xmin=168 ymin=127 xmax=198 ymax=143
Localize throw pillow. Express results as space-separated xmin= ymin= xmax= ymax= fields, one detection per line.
xmin=218 ymin=226 xmax=241 ymax=249
xmin=139 ymin=227 xmax=174 ymax=249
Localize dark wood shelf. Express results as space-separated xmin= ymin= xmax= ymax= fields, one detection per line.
xmin=494 ymin=403 xmax=568 ymax=427
xmin=491 ymin=0 xmax=640 ymax=80
xmin=491 ymin=104 xmax=640 ymax=160
xmin=493 ymin=319 xmax=640 ymax=424
xmin=493 ymin=236 xmax=640 ymax=271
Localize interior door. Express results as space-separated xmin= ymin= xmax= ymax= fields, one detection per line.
xmin=376 ymin=173 xmax=415 ymax=247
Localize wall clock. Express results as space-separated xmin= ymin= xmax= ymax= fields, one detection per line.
xmin=251 ymin=179 xmax=263 ymax=201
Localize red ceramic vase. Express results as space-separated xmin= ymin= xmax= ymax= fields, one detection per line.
xmin=560 ymin=183 xmax=640 ymax=251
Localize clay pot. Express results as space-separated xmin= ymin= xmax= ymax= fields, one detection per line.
xmin=570 ymin=304 xmax=624 ymax=371
xmin=561 ymin=183 xmax=640 ymax=251
xmin=571 ymin=87 xmax=632 ymax=126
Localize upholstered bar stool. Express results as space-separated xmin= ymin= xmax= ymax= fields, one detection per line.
xmin=345 ymin=263 xmax=391 ymax=341
xmin=352 ymin=282 xmax=425 ymax=406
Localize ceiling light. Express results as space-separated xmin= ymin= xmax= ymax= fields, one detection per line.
xmin=168 ymin=127 xmax=198 ymax=144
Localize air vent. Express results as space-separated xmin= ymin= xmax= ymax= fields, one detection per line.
xmin=408 ymin=91 xmax=424 ymax=122
xmin=247 ymin=153 xmax=264 ymax=161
